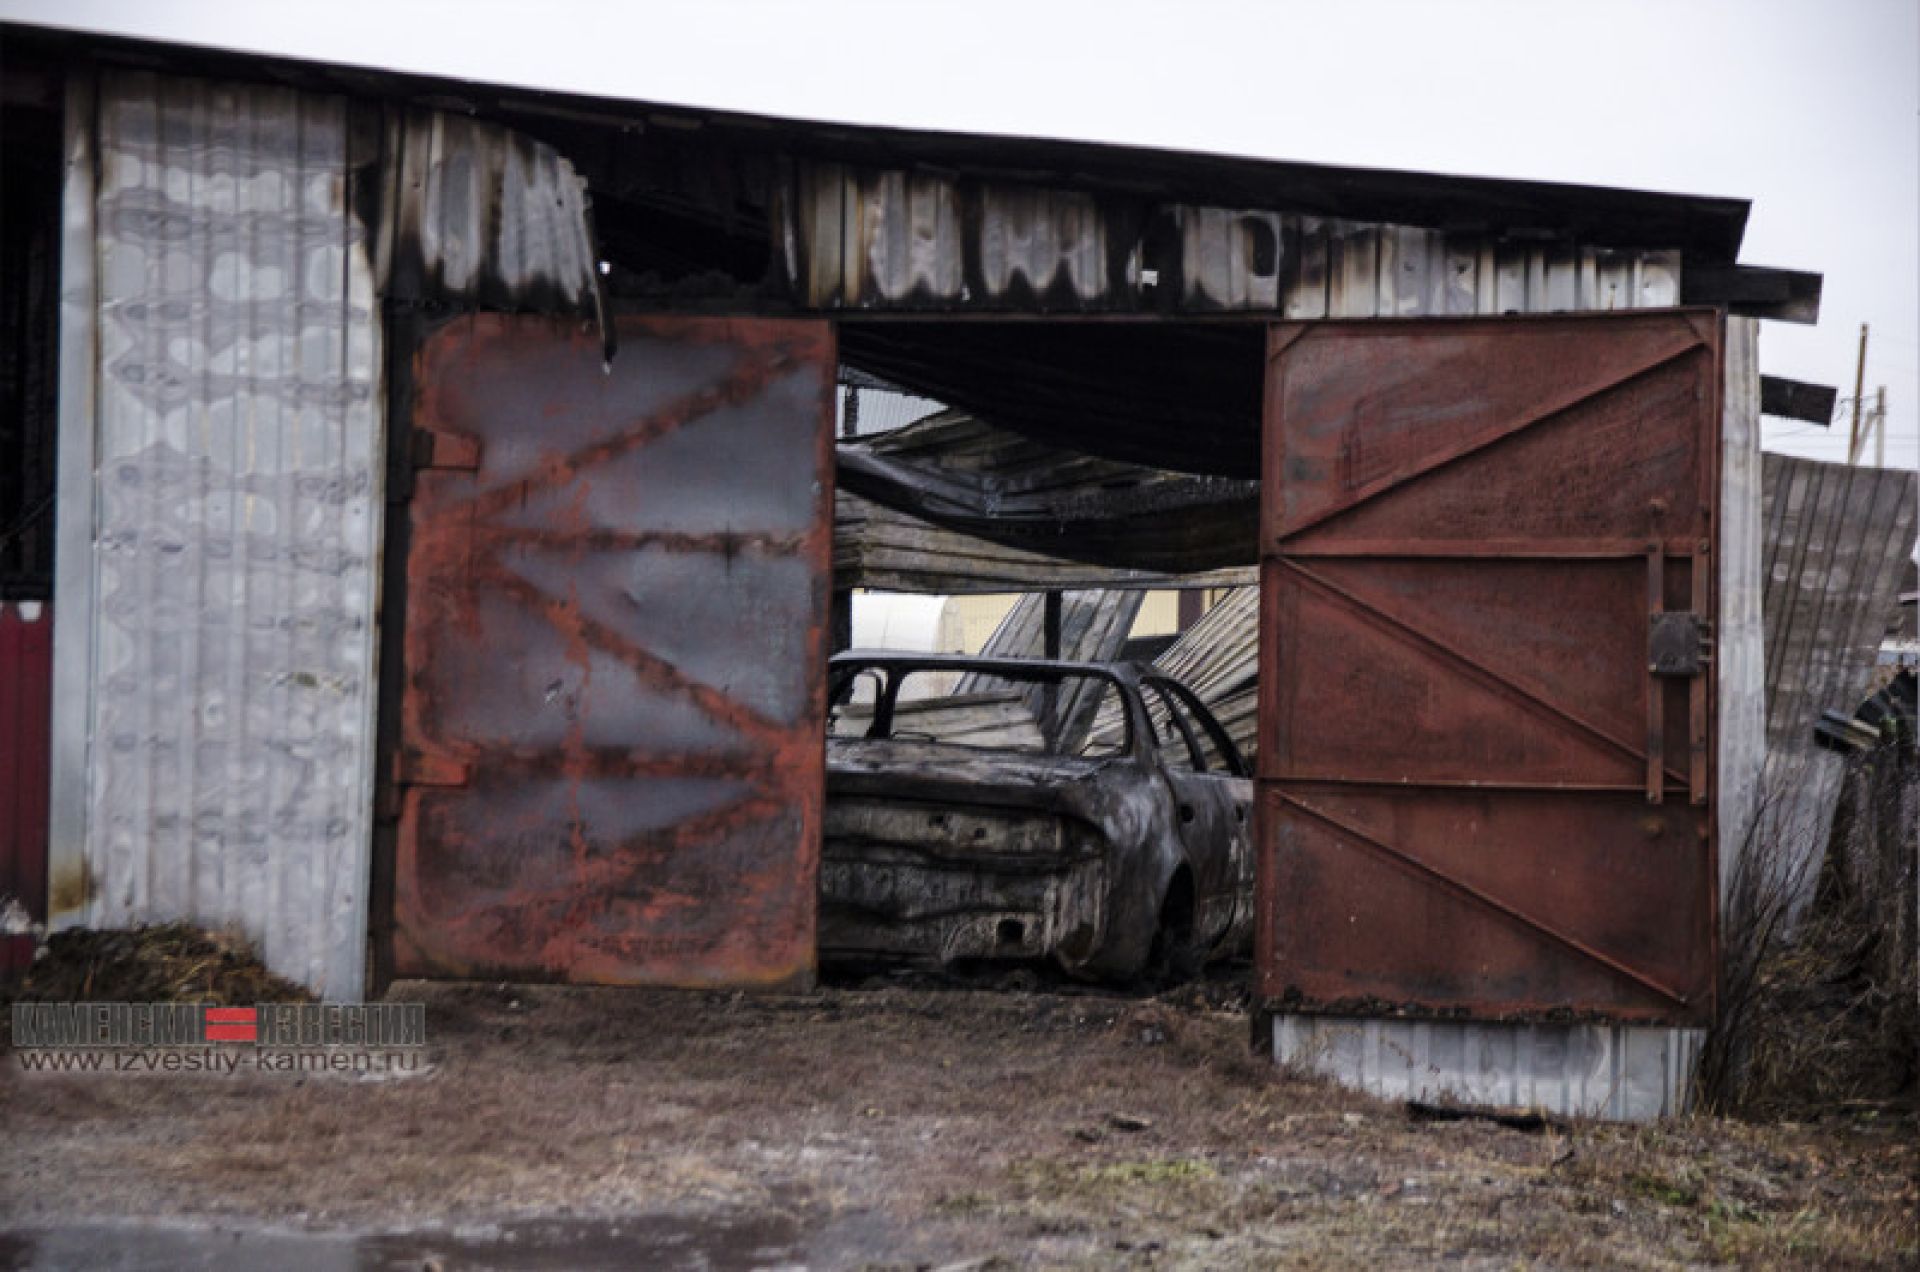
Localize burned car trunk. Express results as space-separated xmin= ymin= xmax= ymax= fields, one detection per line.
xmin=821 ymin=654 xmax=1252 ymax=980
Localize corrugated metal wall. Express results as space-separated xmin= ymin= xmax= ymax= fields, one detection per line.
xmin=377 ymin=107 xmax=603 ymax=319
xmin=1271 ymin=1015 xmax=1701 ymax=1121
xmin=788 ymin=161 xmax=1682 ymax=318
xmin=50 ymin=71 xmax=384 ymax=999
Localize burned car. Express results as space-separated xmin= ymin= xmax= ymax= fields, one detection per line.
xmin=821 ymin=653 xmax=1253 ymax=980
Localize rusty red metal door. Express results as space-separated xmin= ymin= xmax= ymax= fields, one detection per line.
xmin=1 ymin=601 xmax=52 ymax=975
xmin=392 ymin=315 xmax=835 ymax=989
xmin=1257 ymin=310 xmax=1720 ymax=1025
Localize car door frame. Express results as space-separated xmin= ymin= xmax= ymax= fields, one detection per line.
xmin=1138 ymin=675 xmax=1250 ymax=951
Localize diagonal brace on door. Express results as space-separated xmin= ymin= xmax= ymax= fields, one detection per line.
xmin=1272 ymin=789 xmax=1694 ymax=1010
xmin=1274 ymin=558 xmax=1690 ymax=789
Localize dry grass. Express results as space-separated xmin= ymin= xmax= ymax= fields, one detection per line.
xmin=3 ymin=981 xmax=1913 ymax=1267
xmin=3 ymin=923 xmax=310 ymax=1029
xmin=1702 ymin=751 xmax=1918 ymax=1120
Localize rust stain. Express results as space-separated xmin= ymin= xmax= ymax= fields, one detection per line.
xmin=48 ymin=857 xmax=96 ymax=917
xmin=389 ymin=314 xmax=835 ymax=989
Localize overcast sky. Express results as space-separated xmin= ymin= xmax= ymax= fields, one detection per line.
xmin=5 ymin=0 xmax=1915 ymax=469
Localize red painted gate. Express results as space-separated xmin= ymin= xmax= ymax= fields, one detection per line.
xmin=1 ymin=601 xmax=52 ymax=975
xmin=1257 ymin=311 xmax=1720 ymax=1025
xmin=392 ymin=315 xmax=835 ymax=988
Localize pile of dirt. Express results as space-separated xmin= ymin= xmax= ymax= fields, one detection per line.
xmin=7 ymin=923 xmax=310 ymax=1014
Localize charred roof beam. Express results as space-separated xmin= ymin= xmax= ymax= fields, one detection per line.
xmin=1681 ymin=264 xmax=1822 ymax=324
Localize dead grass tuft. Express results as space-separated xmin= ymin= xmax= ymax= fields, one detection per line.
xmin=1702 ymin=751 xmax=1918 ymax=1120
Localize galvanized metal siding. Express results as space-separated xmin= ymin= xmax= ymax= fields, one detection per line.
xmin=379 ymin=108 xmax=603 ymax=318
xmin=56 ymin=71 xmax=383 ymax=999
xmin=1271 ymin=1016 xmax=1700 ymax=1121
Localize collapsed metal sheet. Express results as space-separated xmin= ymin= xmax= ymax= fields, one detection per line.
xmin=1257 ymin=311 xmax=1723 ymax=1026
xmin=392 ymin=314 xmax=834 ymax=989
xmin=1754 ymin=454 xmax=1918 ymax=919
xmin=838 ymin=409 xmax=1258 ymax=573
xmin=834 ymin=490 xmax=1255 ymax=595
xmin=975 ymin=589 xmax=1143 ymax=666
xmin=953 ymin=590 xmax=1145 ymax=754
xmin=1151 ymin=587 xmax=1261 ymax=760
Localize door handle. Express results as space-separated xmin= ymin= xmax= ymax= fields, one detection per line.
xmin=1179 ymin=804 xmax=1195 ymax=825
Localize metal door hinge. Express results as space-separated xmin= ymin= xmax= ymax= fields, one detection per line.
xmin=393 ymin=752 xmax=471 ymax=788
xmin=411 ymin=428 xmax=480 ymax=471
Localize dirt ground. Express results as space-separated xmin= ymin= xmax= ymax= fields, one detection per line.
xmin=2 ymin=976 xmax=1914 ymax=1269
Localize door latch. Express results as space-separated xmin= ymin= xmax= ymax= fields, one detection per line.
xmin=1649 ymin=612 xmax=1711 ymax=677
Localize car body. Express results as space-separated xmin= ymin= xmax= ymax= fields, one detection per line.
xmin=820 ymin=652 xmax=1254 ymax=980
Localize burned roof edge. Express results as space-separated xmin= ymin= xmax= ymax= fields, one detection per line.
xmin=1 ymin=20 xmax=1752 ymax=263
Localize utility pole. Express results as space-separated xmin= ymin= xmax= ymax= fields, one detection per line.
xmin=1847 ymin=323 xmax=1869 ymax=464
xmin=1873 ymin=385 xmax=1886 ymax=468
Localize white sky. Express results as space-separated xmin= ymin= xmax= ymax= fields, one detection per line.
xmin=5 ymin=0 xmax=1916 ymax=469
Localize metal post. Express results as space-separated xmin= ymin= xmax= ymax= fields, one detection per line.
xmin=840 ymin=384 xmax=859 ymax=439
xmin=1848 ymin=323 xmax=1868 ymax=464
xmin=1041 ymin=590 xmax=1063 ymax=747
xmin=830 ymin=588 xmax=852 ymax=654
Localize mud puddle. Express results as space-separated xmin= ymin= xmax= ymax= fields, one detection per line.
xmin=0 ymin=1206 xmax=923 ymax=1271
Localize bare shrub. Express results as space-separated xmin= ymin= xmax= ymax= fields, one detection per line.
xmin=1701 ymin=747 xmax=1918 ymax=1117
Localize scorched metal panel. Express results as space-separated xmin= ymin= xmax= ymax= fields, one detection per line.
xmin=391 ymin=315 xmax=834 ymax=988
xmin=1256 ymin=310 xmax=1721 ymax=1025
